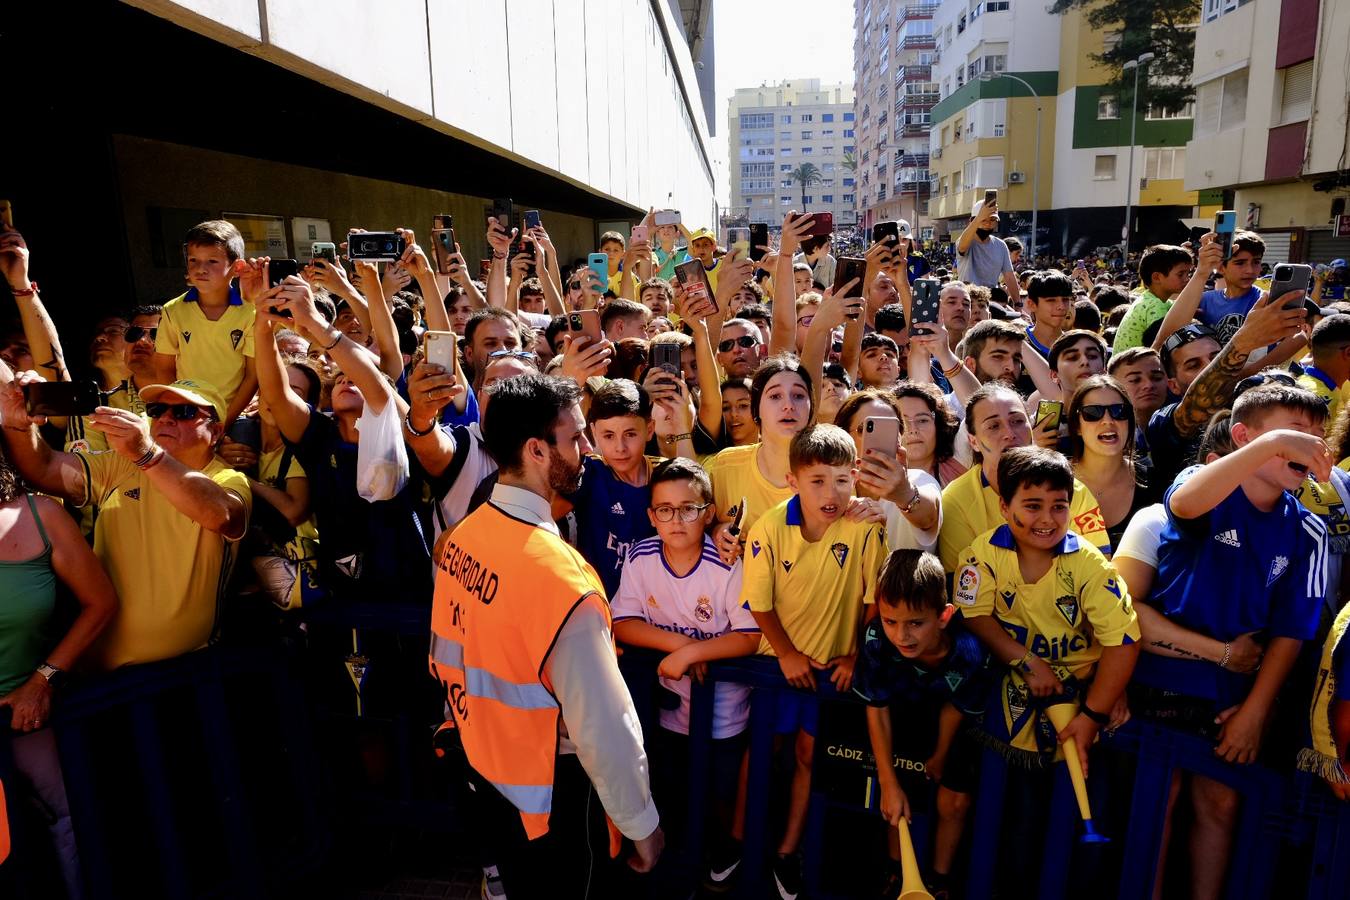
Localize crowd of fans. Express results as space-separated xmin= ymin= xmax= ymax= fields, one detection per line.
xmin=2 ymin=198 xmax=1350 ymax=900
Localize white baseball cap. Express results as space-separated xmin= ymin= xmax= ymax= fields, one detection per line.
xmin=897 ymin=219 xmax=912 ymax=238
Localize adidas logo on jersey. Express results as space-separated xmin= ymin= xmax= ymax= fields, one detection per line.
xmin=1214 ymin=529 xmax=1241 ymax=548
xmin=611 ymin=502 xmax=625 ymax=515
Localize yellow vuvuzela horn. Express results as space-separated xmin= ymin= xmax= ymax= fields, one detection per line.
xmin=895 ymin=817 xmax=933 ymax=900
xmin=1046 ymin=701 xmax=1110 ymax=844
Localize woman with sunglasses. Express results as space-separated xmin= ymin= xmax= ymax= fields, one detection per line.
xmin=889 ymin=381 xmax=967 ymax=488
xmin=1067 ymin=374 xmax=1160 ymax=550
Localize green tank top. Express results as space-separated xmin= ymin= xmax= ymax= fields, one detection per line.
xmin=0 ymin=495 xmax=56 ymax=695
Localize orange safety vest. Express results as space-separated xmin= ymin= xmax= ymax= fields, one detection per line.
xmin=429 ymin=501 xmax=621 ymax=854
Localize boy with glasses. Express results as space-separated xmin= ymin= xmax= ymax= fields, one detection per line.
xmin=612 ymin=458 xmax=759 ymax=892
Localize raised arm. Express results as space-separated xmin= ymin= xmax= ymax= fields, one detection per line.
xmin=956 ymin=204 xmax=996 ymax=257
xmin=530 ymin=227 xmax=567 ymax=317
xmin=0 ymin=231 xmax=68 ymax=382
xmin=1169 ymin=428 xmax=1332 ymax=520
xmin=770 ymin=211 xmax=812 ymax=357
xmin=252 ymin=287 xmax=314 ymax=445
xmin=282 ymin=278 xmax=403 ymax=420
xmin=1170 ymin=291 xmax=1306 ymax=441
xmin=677 ymin=293 xmax=723 ymax=439
xmin=1019 ymin=337 xmax=1058 ymax=399
xmin=402 ymin=229 xmax=454 ymax=333
xmin=0 ymin=370 xmax=89 ymax=504
xmin=1152 ymin=235 xmax=1220 ymax=351
xmin=402 ymin=360 xmax=464 ymax=477
xmin=352 ymin=251 xmax=403 ymax=382
xmin=484 ymin=217 xmax=514 ymax=309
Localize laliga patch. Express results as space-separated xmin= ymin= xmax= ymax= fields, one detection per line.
xmin=831 ymin=542 xmax=849 ymax=568
xmin=955 ymin=565 xmax=979 ymax=606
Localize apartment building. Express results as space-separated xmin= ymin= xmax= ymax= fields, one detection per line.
xmin=727 ymin=80 xmax=858 ymax=231
xmin=927 ymin=0 xmax=1202 ymax=258
xmin=852 ymin=1 xmax=940 ymax=236
xmin=1184 ymin=0 xmax=1350 ymax=264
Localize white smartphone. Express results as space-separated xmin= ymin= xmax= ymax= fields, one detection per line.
xmin=423 ymin=330 xmax=458 ymax=374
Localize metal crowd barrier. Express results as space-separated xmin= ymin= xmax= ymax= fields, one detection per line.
xmin=617 ymin=650 xmax=1350 ymax=900
xmin=0 ymin=646 xmax=325 ymax=899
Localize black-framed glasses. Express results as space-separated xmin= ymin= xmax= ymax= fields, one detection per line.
xmin=124 ymin=325 xmax=157 ymax=343
xmin=1079 ymin=403 xmax=1129 ymax=422
xmin=718 ymin=335 xmax=760 ymax=353
xmin=146 ymin=402 xmax=210 ymax=421
xmin=1161 ymin=323 xmax=1217 ymax=358
xmin=651 ymin=502 xmax=712 ymax=523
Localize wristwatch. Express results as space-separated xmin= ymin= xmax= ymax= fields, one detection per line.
xmin=36 ymin=662 xmax=68 ymax=690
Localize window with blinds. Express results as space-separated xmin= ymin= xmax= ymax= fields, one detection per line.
xmin=1278 ymin=61 xmax=1313 ymax=125
xmin=1195 ymin=70 xmax=1248 ymax=137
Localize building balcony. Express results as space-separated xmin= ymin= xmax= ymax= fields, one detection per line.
xmin=895 ymin=152 xmax=930 ymax=168
xmin=895 ymin=121 xmax=931 ymax=138
xmin=895 ymin=64 xmax=932 ymax=84
xmin=899 ymin=4 xmax=939 ymax=23
xmin=896 ymin=93 xmax=938 ymax=114
xmin=900 ymin=35 xmax=936 ymax=50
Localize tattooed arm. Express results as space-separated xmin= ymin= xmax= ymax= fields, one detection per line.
xmin=1171 ymin=290 xmax=1306 ymax=440
xmin=1136 ymin=604 xmax=1265 ymax=672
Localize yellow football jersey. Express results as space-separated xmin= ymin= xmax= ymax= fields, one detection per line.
xmin=741 ymin=495 xmax=887 ymax=662
xmin=938 ymin=466 xmax=1110 ymax=572
xmin=956 ymin=524 xmax=1138 ymax=756
xmin=706 ymin=443 xmax=794 ymax=537
xmin=155 ymin=290 xmax=256 ymax=403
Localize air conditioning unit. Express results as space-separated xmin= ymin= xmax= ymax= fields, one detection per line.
xmin=932 ymin=147 xmax=943 ymax=159
xmin=1008 ymin=171 xmax=1025 ymax=183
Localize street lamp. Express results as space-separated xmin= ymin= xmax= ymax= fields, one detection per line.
xmin=980 ymin=72 xmax=1040 ymax=260
xmin=1121 ymin=52 xmax=1155 ymax=259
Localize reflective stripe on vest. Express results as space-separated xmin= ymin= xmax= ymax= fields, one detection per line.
xmin=431 ymin=633 xmax=556 ymax=710
xmin=431 ymin=502 xmax=610 ymax=843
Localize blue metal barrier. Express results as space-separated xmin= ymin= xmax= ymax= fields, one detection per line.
xmin=0 ymin=646 xmax=325 ymax=899
xmin=617 ymin=650 xmax=1350 ymax=900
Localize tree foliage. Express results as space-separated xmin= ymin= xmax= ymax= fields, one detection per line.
xmin=1048 ymin=0 xmax=1199 ymax=113
xmin=789 ymin=163 xmax=823 ymax=208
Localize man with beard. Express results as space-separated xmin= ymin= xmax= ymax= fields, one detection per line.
xmin=429 ymin=373 xmax=663 ymax=896
xmin=955 ymin=199 xmax=1019 ymax=304
xmin=958 ymin=319 xmax=1025 ymax=387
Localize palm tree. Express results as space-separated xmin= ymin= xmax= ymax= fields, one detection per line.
xmin=841 ymin=151 xmax=858 ymax=175
xmin=789 ymin=163 xmax=823 ymax=209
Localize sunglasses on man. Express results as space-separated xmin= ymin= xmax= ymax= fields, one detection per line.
xmin=124 ymin=325 xmax=158 ymax=343
xmin=717 ymin=335 xmax=760 ymax=353
xmin=145 ymin=402 xmax=212 ymax=421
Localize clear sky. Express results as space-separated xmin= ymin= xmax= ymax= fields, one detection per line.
xmin=710 ymin=2 xmax=858 ymax=206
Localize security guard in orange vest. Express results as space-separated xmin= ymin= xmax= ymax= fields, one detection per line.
xmin=429 ymin=374 xmax=663 ymax=898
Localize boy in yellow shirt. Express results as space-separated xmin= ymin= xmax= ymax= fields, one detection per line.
xmin=957 ymin=446 xmax=1139 ymax=769
xmin=155 ymin=220 xmax=257 ymax=425
xmin=724 ymin=424 xmax=887 ymax=898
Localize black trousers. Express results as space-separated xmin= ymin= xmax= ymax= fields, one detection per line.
xmin=465 ymin=754 xmax=620 ymax=900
